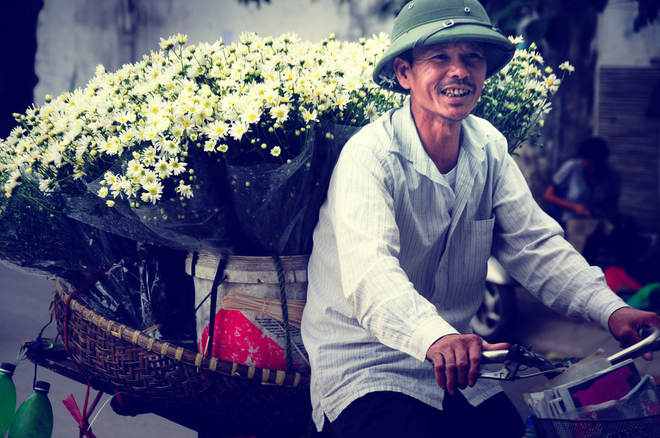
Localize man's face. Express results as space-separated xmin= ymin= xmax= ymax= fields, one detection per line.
xmin=395 ymin=41 xmax=487 ymax=124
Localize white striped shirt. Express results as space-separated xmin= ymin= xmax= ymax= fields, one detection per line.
xmin=300 ymin=99 xmax=627 ymax=430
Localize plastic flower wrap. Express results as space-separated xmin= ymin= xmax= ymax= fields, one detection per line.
xmin=473 ymin=36 xmax=574 ymax=154
xmin=0 ymin=177 xmax=193 ymax=340
xmin=1 ymin=32 xmax=404 ymax=256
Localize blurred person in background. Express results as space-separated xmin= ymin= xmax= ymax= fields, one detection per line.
xmin=543 ymin=137 xmax=634 ymax=270
xmin=543 ymin=136 xmax=620 ymax=227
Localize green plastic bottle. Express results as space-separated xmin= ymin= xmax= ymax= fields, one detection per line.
xmin=8 ymin=381 xmax=53 ymax=438
xmin=0 ymin=363 xmax=17 ymax=436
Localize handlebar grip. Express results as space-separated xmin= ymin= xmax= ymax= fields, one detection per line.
xmin=481 ymin=350 xmax=508 ymax=364
xmin=481 ymin=346 xmax=556 ymax=371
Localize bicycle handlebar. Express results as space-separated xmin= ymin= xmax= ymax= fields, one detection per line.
xmin=481 ymin=345 xmax=556 ymax=370
xmin=479 ymin=327 xmax=660 ymax=381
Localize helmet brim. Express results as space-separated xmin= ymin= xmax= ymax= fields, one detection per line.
xmin=373 ymin=22 xmax=515 ymax=93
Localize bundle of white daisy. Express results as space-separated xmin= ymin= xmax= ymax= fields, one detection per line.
xmin=1 ymin=32 xmax=402 ymax=203
xmin=474 ymin=36 xmax=574 ymax=154
xmin=0 ymin=32 xmax=403 ymax=255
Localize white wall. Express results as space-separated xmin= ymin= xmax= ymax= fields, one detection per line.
xmin=597 ymin=0 xmax=660 ymax=67
xmin=34 ymin=0 xmax=393 ymax=105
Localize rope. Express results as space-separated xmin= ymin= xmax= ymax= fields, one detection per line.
xmin=273 ymin=255 xmax=294 ymax=373
xmin=31 ymin=311 xmax=53 ymax=390
xmin=62 ymin=387 xmax=103 ymax=438
xmin=206 ymin=254 xmax=229 ymax=357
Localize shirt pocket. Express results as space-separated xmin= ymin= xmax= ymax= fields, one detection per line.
xmin=461 ymin=215 xmax=495 ymax=287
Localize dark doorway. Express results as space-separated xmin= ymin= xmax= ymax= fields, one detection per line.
xmin=1 ymin=1 xmax=44 ymax=139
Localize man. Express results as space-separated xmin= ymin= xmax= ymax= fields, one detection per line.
xmin=301 ymin=1 xmax=660 ymax=437
xmin=543 ymin=137 xmax=621 ymax=226
xmin=543 ymin=136 xmax=626 ymax=265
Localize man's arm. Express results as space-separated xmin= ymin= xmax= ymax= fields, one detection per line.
xmin=543 ymin=184 xmax=590 ymax=217
xmin=491 ymin=154 xmax=658 ymax=364
xmin=492 ymin=154 xmax=627 ymax=330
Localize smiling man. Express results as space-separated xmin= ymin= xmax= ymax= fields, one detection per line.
xmin=301 ymin=1 xmax=660 ymax=437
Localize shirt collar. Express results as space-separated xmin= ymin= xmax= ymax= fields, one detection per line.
xmin=391 ymin=99 xmax=425 ymax=163
xmin=391 ymin=99 xmax=487 ymax=181
xmin=460 ymin=116 xmax=487 ymax=163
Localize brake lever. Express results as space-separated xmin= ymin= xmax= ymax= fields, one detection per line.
xmin=480 ymin=345 xmax=564 ymax=381
xmin=480 ymin=345 xmax=529 ymax=381
xmin=479 ymin=360 xmax=521 ymax=381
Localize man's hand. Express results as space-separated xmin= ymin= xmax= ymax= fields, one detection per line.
xmin=609 ymin=307 xmax=660 ymax=360
xmin=426 ymin=334 xmax=509 ymax=396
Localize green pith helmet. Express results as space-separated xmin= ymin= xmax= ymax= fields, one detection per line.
xmin=373 ymin=0 xmax=515 ymax=93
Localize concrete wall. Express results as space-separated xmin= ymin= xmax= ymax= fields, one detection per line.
xmin=597 ymin=0 xmax=660 ymax=67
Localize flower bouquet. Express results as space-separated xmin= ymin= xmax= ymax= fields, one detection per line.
xmin=1 ymin=33 xmax=571 ymax=258
xmin=2 ymin=32 xmax=404 ymax=259
xmin=474 ymin=36 xmax=574 ymax=154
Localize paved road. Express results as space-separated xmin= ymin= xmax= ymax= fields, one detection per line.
xmin=2 ymin=263 xmax=659 ymax=437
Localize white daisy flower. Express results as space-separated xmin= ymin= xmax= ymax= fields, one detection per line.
xmin=175 ymin=182 xmax=194 ymax=199
xmin=229 ymin=121 xmax=248 ymax=141
xmin=142 ymin=180 xmax=163 ymax=203
xmin=270 ymin=105 xmax=289 ymax=123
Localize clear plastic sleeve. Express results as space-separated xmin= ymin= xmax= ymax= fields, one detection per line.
xmin=227 ymin=125 xmax=360 ymax=255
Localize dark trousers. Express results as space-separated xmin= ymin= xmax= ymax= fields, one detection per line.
xmin=327 ymin=390 xmax=525 ymax=438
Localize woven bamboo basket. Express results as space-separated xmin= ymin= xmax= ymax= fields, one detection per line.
xmin=53 ymin=281 xmax=312 ymax=437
